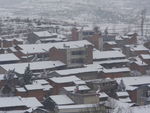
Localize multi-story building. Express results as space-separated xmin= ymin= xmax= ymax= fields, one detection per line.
xmin=49 ymin=40 xmax=93 ymax=68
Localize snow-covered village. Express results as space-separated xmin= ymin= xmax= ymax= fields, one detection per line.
xmin=0 ymin=0 xmax=149 ymax=113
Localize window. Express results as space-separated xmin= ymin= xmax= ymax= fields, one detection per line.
xmin=82 ymin=31 xmax=94 ymax=36
xmin=71 ymin=58 xmax=84 ymax=64
xmin=71 ymin=51 xmax=85 ymax=55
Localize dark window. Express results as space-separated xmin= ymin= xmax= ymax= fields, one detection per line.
xmin=71 ymin=51 xmax=85 ymax=55
xmin=82 ymin=31 xmax=94 ymax=36
xmin=71 ymin=58 xmax=84 ymax=63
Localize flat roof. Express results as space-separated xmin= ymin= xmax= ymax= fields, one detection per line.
xmin=103 ymin=67 xmax=130 ymax=73
xmin=50 ymin=95 xmax=74 ymax=105
xmin=0 ymin=61 xmax=65 ymax=74
xmin=64 ymin=85 xmax=90 ymax=92
xmin=49 ymin=76 xmax=80 ymax=84
xmin=19 ymin=40 xmax=92 ymax=54
xmin=54 ymin=64 xmax=102 ymax=76
xmin=0 ymin=53 xmax=20 ymax=62
xmin=116 ymin=76 xmax=150 ymax=87
xmin=93 ymin=50 xmax=125 ymax=60
xmin=0 ymin=97 xmax=25 ymax=108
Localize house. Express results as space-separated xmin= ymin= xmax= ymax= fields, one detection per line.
xmin=50 ymin=64 xmax=103 ymax=80
xmin=43 ymin=94 xmax=74 ymax=111
xmin=116 ymin=76 xmax=150 ymax=105
xmin=0 ymin=53 xmax=20 ymax=64
xmin=71 ymin=26 xmax=103 ymax=50
xmin=86 ymin=78 xmax=118 ymax=93
xmin=60 ymin=85 xmax=90 ymax=95
xmin=121 ymin=32 xmax=137 ymax=45
xmin=93 ymin=50 xmax=128 ymax=68
xmin=15 ymin=40 xmax=93 ymax=67
xmin=56 ymin=103 xmax=105 ymax=113
xmin=93 ymin=50 xmax=126 ymax=61
xmin=0 ymin=61 xmax=66 ymax=75
xmin=0 ymin=38 xmax=23 ymax=48
xmin=101 ymin=67 xmax=130 ymax=78
xmin=93 ymin=59 xmax=129 ymax=69
xmin=130 ymin=57 xmax=148 ymax=74
xmin=139 ymin=54 xmax=150 ymax=66
xmin=48 ymin=76 xmax=81 ymax=94
xmin=123 ymin=45 xmax=149 ymax=57
xmin=49 ymin=95 xmax=74 ymax=106
xmin=0 ymin=96 xmax=43 ymax=111
xmin=49 ymin=40 xmax=93 ymax=68
xmin=131 ymin=45 xmax=149 ymax=56
xmin=103 ymin=41 xmax=118 ymax=50
xmin=33 ymin=79 xmax=53 ymax=97
xmin=27 ymin=31 xmax=61 ymax=43
xmin=66 ymin=90 xmax=99 ymax=104
xmin=116 ymin=91 xmax=131 ymax=103
xmin=99 ymin=92 xmax=109 ymax=102
xmin=15 ymin=79 xmax=53 ymax=100
xmin=103 ymin=33 xmax=117 ymax=42
xmin=24 ymin=84 xmax=45 ymax=101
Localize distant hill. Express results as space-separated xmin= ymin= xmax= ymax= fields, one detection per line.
xmin=0 ymin=0 xmax=149 ymax=23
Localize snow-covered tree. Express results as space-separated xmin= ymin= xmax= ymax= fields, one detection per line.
xmin=118 ymin=79 xmax=126 ymax=92
xmin=1 ymin=70 xmax=16 ymax=95
xmin=23 ymin=64 xmax=33 ymax=85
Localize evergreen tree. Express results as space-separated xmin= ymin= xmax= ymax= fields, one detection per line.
xmin=1 ymin=70 xmax=16 ymax=95
xmin=23 ymin=64 xmax=33 ymax=85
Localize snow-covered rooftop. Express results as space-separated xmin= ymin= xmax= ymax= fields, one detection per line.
xmin=0 ymin=53 xmax=20 ymax=62
xmin=119 ymin=97 xmax=131 ymax=103
xmin=99 ymin=92 xmax=109 ymax=98
xmin=64 ymin=85 xmax=90 ymax=92
xmin=33 ymin=79 xmax=49 ymax=85
xmin=0 ymin=61 xmax=65 ymax=74
xmin=25 ymin=84 xmax=43 ymax=91
xmin=116 ymin=92 xmax=129 ymax=97
xmin=131 ymin=45 xmax=149 ymax=51
xmin=19 ymin=40 xmax=92 ymax=54
xmin=49 ymin=76 xmax=80 ymax=84
xmin=42 ymin=84 xmax=53 ymax=91
xmin=141 ymin=54 xmax=150 ymax=60
xmin=93 ymin=50 xmax=125 ymax=60
xmin=22 ymin=97 xmax=43 ymax=108
xmin=93 ymin=59 xmax=129 ymax=65
xmin=116 ymin=76 xmax=150 ymax=87
xmin=54 ymin=64 xmax=102 ymax=76
xmin=134 ymin=57 xmax=148 ymax=66
xmin=73 ymin=80 xmax=86 ymax=85
xmin=103 ymin=67 xmax=130 ymax=73
xmin=0 ymin=97 xmax=25 ymax=108
xmin=105 ymin=41 xmax=117 ymax=45
xmin=50 ymin=95 xmax=74 ymax=105
xmin=58 ymin=103 xmax=100 ymax=110
xmin=0 ymin=96 xmax=42 ymax=109
xmin=16 ymin=87 xmax=26 ymax=92
xmin=33 ymin=31 xmax=57 ymax=37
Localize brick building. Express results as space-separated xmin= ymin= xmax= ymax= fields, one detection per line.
xmin=15 ymin=40 xmax=93 ymax=67
xmin=71 ymin=27 xmax=103 ymax=50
